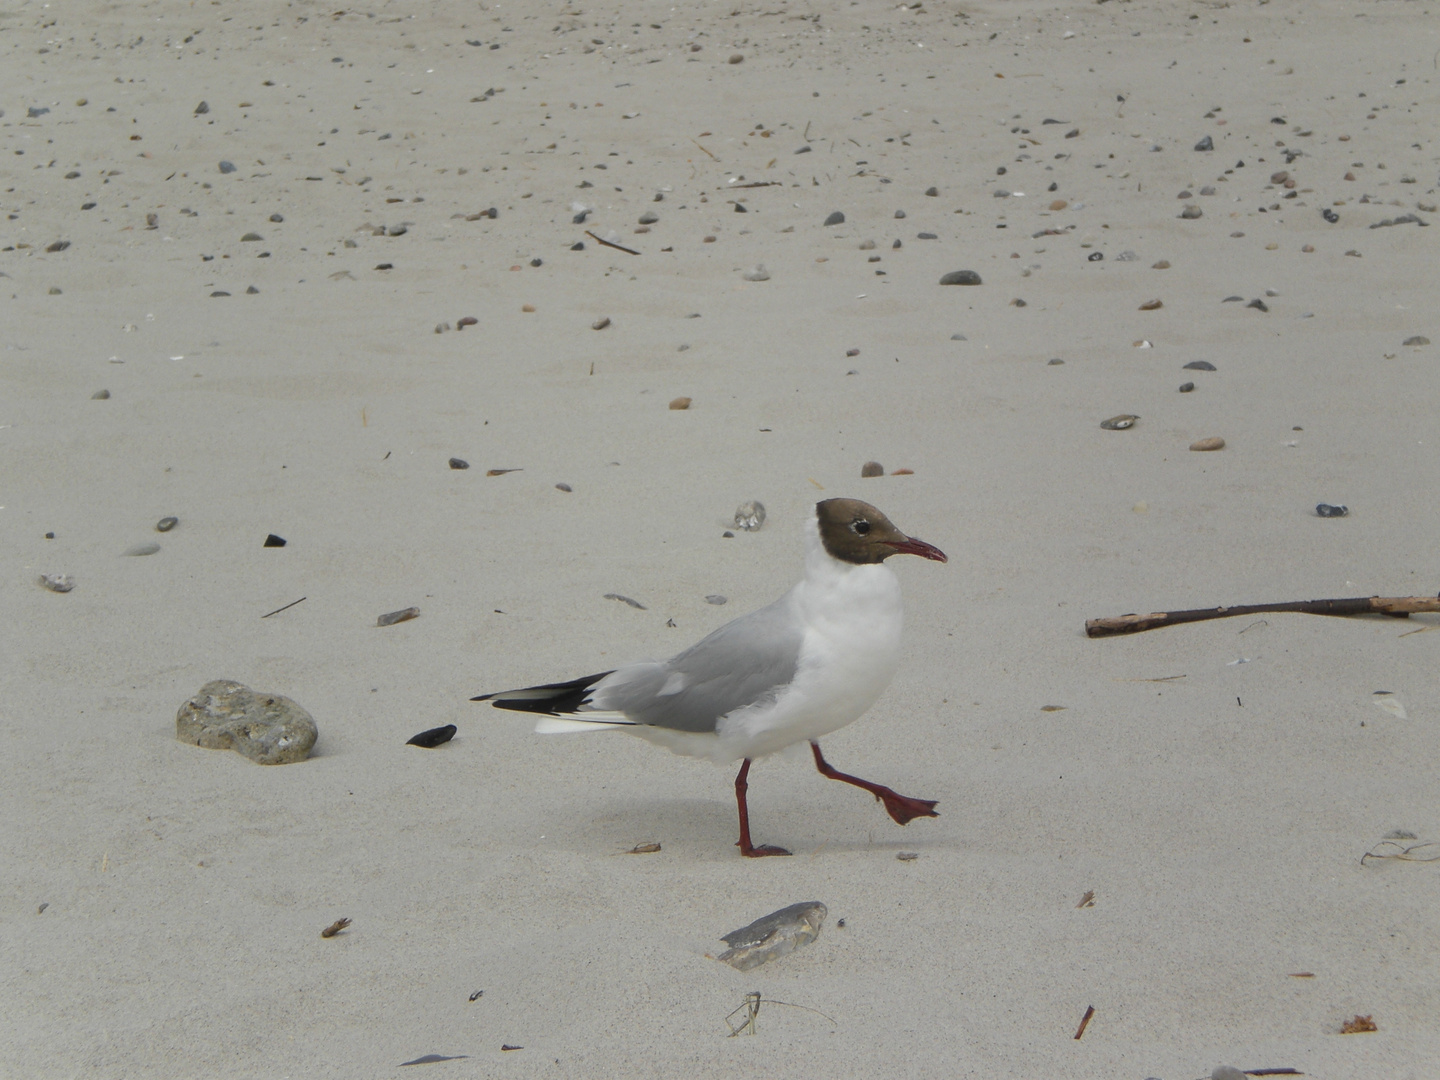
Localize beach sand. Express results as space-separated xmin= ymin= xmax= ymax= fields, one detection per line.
xmin=4 ymin=1 xmax=1439 ymax=1075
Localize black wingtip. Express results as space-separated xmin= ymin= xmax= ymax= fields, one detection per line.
xmin=470 ymin=671 xmax=614 ymax=714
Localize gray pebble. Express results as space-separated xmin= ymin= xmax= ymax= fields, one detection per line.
xmin=218 ymin=161 xmax=236 ymax=173
xmin=123 ymin=542 xmax=161 ymax=556
xmin=1199 ymin=185 xmax=1216 ymax=195
xmin=742 ymin=265 xmax=770 ymax=282
xmin=176 ymin=679 xmax=318 ymax=765
xmin=892 ymin=239 xmax=902 ymax=249
xmin=734 ymin=500 xmax=766 ymax=531
xmin=1177 ymin=190 xmax=1193 ymax=199
xmin=951 ymin=333 xmax=968 ymax=341
xmin=1100 ymin=414 xmax=1138 ymax=430
xmin=638 ymin=211 xmax=658 ymax=225
xmin=1222 ymin=295 xmax=1244 ymax=303
xmin=861 ymin=461 xmax=885 ymax=478
xmin=939 ymin=270 xmax=982 ymax=286
xmin=1403 ymin=335 xmax=1430 ymax=346
xmin=917 ymin=231 xmax=938 ymax=239
xmin=1115 ymin=250 xmax=1138 ymax=262
xmin=28 ymin=106 xmax=50 ymax=118
xmin=377 ymin=606 xmax=420 ymax=626
xmin=1194 ymin=135 xmax=1214 ymax=151
xmin=1247 ymin=299 xmax=1269 ymax=312
xmin=91 ymin=389 xmax=110 ymax=400
xmin=156 ymin=516 xmax=178 ymax=532
xmin=555 ymin=482 xmax=573 ymax=492
xmin=40 ymin=573 xmax=75 ymax=593
xmin=925 ymin=186 xmax=938 ymax=197
xmin=858 ymin=239 xmax=876 ymax=250
xmin=449 ymin=457 xmax=469 ymax=470
xmin=894 ymin=209 xmax=906 ymax=219
xmin=241 ymin=232 xmax=262 ymax=242
xmin=705 ymin=595 xmax=728 ymax=605
xmin=1180 ymin=205 xmax=1203 ymax=219
xmin=1316 ymin=503 xmax=1349 ymax=517
xmin=794 ymin=145 xmax=811 ymax=154
xmin=1179 ymin=382 xmax=1195 ymax=392
xmin=245 ymin=285 xmax=259 ymax=294
xmin=824 ymin=211 xmax=845 ymax=226
xmin=194 ymin=101 xmax=209 ymax=115
xmin=1183 ymin=360 xmax=1217 ymax=371
xmin=1047 ymin=358 xmax=1064 ymax=365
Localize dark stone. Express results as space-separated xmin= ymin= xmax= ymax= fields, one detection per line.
xmin=1179 ymin=382 xmax=1195 ymax=392
xmin=1247 ymin=299 xmax=1269 ymax=312
xmin=1194 ymin=135 xmax=1214 ymax=151
xmin=195 ymin=101 xmax=209 ymax=115
xmin=219 ymin=161 xmax=236 ymax=173
xmin=449 ymin=457 xmax=470 ymax=469
xmin=917 ymin=232 xmax=937 ymax=239
xmin=1183 ymin=360 xmax=1217 ymax=371
xmin=1322 ymin=208 xmax=1338 ymax=223
xmin=939 ymin=270 xmax=981 ymax=285
xmin=1088 ymin=251 xmax=1103 ymax=261
xmin=406 ymin=725 xmax=456 ymax=748
xmin=824 ymin=211 xmax=845 ymax=226
xmin=264 ymin=534 xmax=287 ymax=547
xmin=1316 ymin=504 xmax=1348 ymax=518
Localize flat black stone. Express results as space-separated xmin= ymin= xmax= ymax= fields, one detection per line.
xmin=406 ymin=725 xmax=457 ymax=749
xmin=1183 ymin=360 xmax=1217 ymax=371
xmin=264 ymin=534 xmax=287 ymax=547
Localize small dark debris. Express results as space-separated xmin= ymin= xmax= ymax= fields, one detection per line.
xmin=263 ymin=534 xmax=286 ymax=547
xmin=406 ymin=725 xmax=457 ymax=748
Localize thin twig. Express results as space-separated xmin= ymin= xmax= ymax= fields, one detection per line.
xmin=1073 ymin=1004 xmax=1095 ymax=1039
xmin=690 ymin=138 xmax=717 ymax=160
xmin=261 ymin=596 xmax=306 ymax=619
xmin=584 ymin=230 xmax=640 ymax=256
xmin=1087 ymin=595 xmax=1440 ymax=637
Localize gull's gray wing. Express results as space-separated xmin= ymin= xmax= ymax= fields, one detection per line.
xmin=589 ymin=593 xmax=803 ymax=733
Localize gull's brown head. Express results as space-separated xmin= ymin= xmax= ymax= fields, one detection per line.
xmin=815 ymin=498 xmax=947 ymax=566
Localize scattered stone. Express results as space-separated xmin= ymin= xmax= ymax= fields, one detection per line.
xmin=939 ymin=270 xmax=981 ymax=285
xmin=824 ymin=211 xmax=845 ymax=226
xmin=1247 ymin=299 xmax=1269 ymax=312
xmin=858 ymin=239 xmax=876 ymax=251
xmin=1183 ymin=360 xmax=1217 ymax=371
xmin=377 ymin=607 xmax=420 ymax=626
xmin=1316 ymin=503 xmax=1349 ymax=518
xmin=449 ymin=458 xmax=469 ymax=470
xmin=555 ymin=483 xmax=573 ymax=492
xmin=46 ymin=241 xmax=70 ymax=252
xmin=1139 ymin=299 xmax=1163 ymax=311
xmin=1270 ymin=170 xmax=1289 ymax=184
xmin=592 ymin=316 xmax=611 ymax=330
xmin=241 ymin=232 xmax=262 ymax=242
xmin=1322 ymin=208 xmax=1339 ymax=223
xmin=896 ymin=851 xmax=920 ymax=861
xmin=406 ymin=725 xmax=456 ymax=748
xmin=1402 ymin=336 xmax=1429 ymax=346
xmin=1179 ymin=382 xmax=1195 ymax=393
xmin=521 ymin=304 xmax=535 ymax=312
xmin=728 ymin=53 xmax=744 ymax=64
xmin=156 ymin=516 xmax=178 ymax=532
xmin=951 ymin=333 xmax=967 ymax=341
xmin=123 ymin=543 xmax=160 ymax=556
xmin=246 ymin=286 xmax=259 ymax=295
xmin=717 ymin=901 xmax=827 ymax=972
xmin=846 ymin=348 xmax=860 ymax=357
xmin=1152 ymin=260 xmax=1171 ymax=269
xmin=210 ymin=291 xmax=231 ymax=298
xmin=1194 ymin=135 xmax=1214 ymax=151
xmin=1115 ymin=251 xmax=1138 ymax=262
xmin=264 ymin=534 xmax=287 ymax=547
xmin=795 ymin=145 xmax=811 ymax=154
xmin=40 ymin=574 xmax=75 ymax=593
xmin=457 ymin=316 xmax=478 ymax=328
xmin=860 ymin=461 xmax=885 ymax=478
xmin=734 ymin=500 xmax=766 ymax=531
xmin=1047 ymin=358 xmax=1064 ymax=365
xmin=91 ymin=389 xmax=110 ymax=400
xmin=894 ymin=209 xmax=906 ymax=219
xmin=705 ymin=595 xmax=728 ymax=605
xmin=435 ymin=323 xmax=451 ymax=334
xmin=49 ymin=287 xmax=62 ymax=295
xmin=1100 ymin=414 xmax=1138 ymax=430
xmin=1199 ymin=185 xmax=1216 ymax=196
xmin=1190 ymin=436 xmax=1225 ymax=451
xmin=917 ymin=232 xmax=938 ymax=240
xmin=1049 ymin=199 xmax=1067 ymax=211
xmin=638 ymin=211 xmax=658 ymax=225
xmin=1177 ymin=190 xmax=1193 ymax=200
xmin=604 ymin=593 xmax=647 ymax=609
xmin=1179 ymin=205 xmax=1203 ymax=219
xmin=669 ymin=397 xmax=692 ymax=410
xmin=1088 ymin=252 xmax=1104 ymax=262
xmin=1222 ymin=296 xmax=1243 ymax=303
xmin=741 ymin=265 xmax=770 ymax=281
xmin=1011 ymin=298 xmax=1027 ymax=307
xmin=176 ymin=680 xmax=318 ymax=765
xmin=925 ymin=186 xmax=938 ymax=197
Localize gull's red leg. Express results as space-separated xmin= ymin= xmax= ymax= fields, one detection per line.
xmin=734 ymin=758 xmax=791 ymax=857
xmin=810 ymin=741 xmax=939 ymax=825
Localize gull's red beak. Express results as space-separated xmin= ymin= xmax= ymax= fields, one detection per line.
xmin=883 ymin=536 xmax=948 ymax=563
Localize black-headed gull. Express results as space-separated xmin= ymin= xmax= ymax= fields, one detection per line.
xmin=473 ymin=498 xmax=946 ymax=857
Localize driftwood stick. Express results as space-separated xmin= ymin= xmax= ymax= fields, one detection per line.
xmin=1086 ymin=595 xmax=1440 ymax=638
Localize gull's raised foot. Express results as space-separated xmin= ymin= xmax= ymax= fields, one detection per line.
xmin=737 ymin=841 xmax=792 ymax=858
xmin=874 ymin=791 xmax=939 ymax=826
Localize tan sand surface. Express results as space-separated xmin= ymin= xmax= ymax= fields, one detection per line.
xmin=4 ymin=1 xmax=1439 ymax=1076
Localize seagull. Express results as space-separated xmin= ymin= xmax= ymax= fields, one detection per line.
xmin=472 ymin=498 xmax=947 ymax=857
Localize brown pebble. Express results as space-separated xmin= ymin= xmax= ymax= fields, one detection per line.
xmin=555 ymin=482 xmax=573 ymax=492
xmin=521 ymin=304 xmax=535 ymax=312
xmin=1152 ymin=260 xmax=1171 ymax=269
xmin=321 ymin=918 xmax=351 ymax=938
xmin=377 ymin=607 xmax=420 ymax=626
xmin=1344 ymin=172 xmax=1356 ymax=181
xmin=1138 ymin=299 xmax=1163 ymax=310
xmin=1190 ymin=437 xmax=1225 ymax=452
xmin=1270 ymin=170 xmax=1290 ymax=184
xmin=891 ymin=468 xmax=914 ymax=476
xmin=1302 ymin=244 xmax=1315 ymax=252
xmin=845 ymin=348 xmax=859 ymax=357
xmin=669 ymin=396 xmax=692 ymax=410
xmin=861 ymin=461 xmax=884 ymax=478
xmin=728 ymin=53 xmax=744 ymax=64
xmin=457 ymin=316 xmax=478 ymax=328
xmin=1049 ymin=199 xmax=1067 ymax=211
xmin=592 ymin=316 xmax=611 ymax=330
xmin=703 ymin=235 xmax=716 ymax=243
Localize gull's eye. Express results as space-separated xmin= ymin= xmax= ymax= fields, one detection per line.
xmin=851 ymin=520 xmax=871 ymax=536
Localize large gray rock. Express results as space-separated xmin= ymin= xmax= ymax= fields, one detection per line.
xmin=176 ymin=680 xmax=317 ymax=764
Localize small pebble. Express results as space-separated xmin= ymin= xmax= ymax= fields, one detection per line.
xmin=1183 ymin=360 xmax=1217 ymax=371
xmin=1177 ymin=190 xmax=1193 ymax=200
xmin=264 ymin=534 xmax=287 ymax=547
xmin=896 ymin=852 xmax=920 ymax=861
xmin=123 ymin=542 xmax=161 ymax=556
xmin=917 ymin=232 xmax=938 ymax=240
xmin=1322 ymin=208 xmax=1339 ymax=223
xmin=1049 ymin=199 xmax=1067 ymax=211
xmin=46 ymin=240 xmax=70 ymax=253
xmin=1316 ymin=503 xmax=1348 ymax=518
xmin=1100 ymin=415 xmax=1138 ymax=430
xmin=1047 ymin=358 xmax=1064 ymax=365
xmin=734 ymin=500 xmax=766 ymax=531
xmin=939 ymin=270 xmax=981 ymax=286
xmin=91 ymin=389 xmax=110 ymax=400
xmin=1402 ymin=336 xmax=1430 ymax=346
xmin=604 ymin=593 xmax=647 ymax=609
xmin=1179 ymin=382 xmax=1195 ymax=393
xmin=1011 ymin=298 xmax=1027 ymax=307
xmin=241 ymin=232 xmax=263 ymax=242
xmin=669 ymin=397 xmax=692 ymax=410
xmin=1180 ymin=205 xmax=1203 ymax=219
xmin=555 ymin=483 xmax=573 ymax=492
xmin=449 ymin=458 xmax=469 ymax=470
xmin=40 ymin=574 xmax=75 ymax=593
xmin=1190 ymin=436 xmax=1225 ymax=451
xmin=705 ymin=595 xmax=728 ymax=605
xmin=742 ymin=265 xmax=770 ymax=281
xmin=1088 ymin=252 xmax=1104 ymax=262
xmin=1152 ymin=260 xmax=1171 ymax=269
xmin=246 ymin=286 xmax=259 ymax=295
xmin=521 ymin=304 xmax=535 ymax=312
xmin=219 ymin=161 xmax=236 ymax=174
xmin=858 ymin=239 xmax=876 ymax=250
xmin=1194 ymin=135 xmax=1214 ymax=151
xmin=925 ymin=186 xmax=938 ymax=197
xmin=1222 ymin=295 xmax=1243 ymax=303
xmin=592 ymin=316 xmax=611 ymax=330
xmin=846 ymin=348 xmax=860 ymax=357
xmin=1139 ymin=299 xmax=1163 ymax=311
xmin=728 ymin=53 xmax=744 ymax=63
xmin=435 ymin=323 xmax=451 ymax=333
xmin=861 ymin=461 xmax=885 ymax=478
xmin=378 ymin=607 xmax=420 ymax=626
xmin=1247 ymin=299 xmax=1269 ymax=312
xmin=457 ymin=316 xmax=478 ymax=328
xmin=194 ymin=101 xmax=209 ymax=115
xmin=894 ymin=209 xmax=907 ymax=219
xmin=156 ymin=516 xmax=178 ymax=532
xmin=824 ymin=211 xmax=845 ymax=226
xmin=406 ymin=725 xmax=456 ymax=748
xmin=638 ymin=212 xmax=658 ymax=225
xmin=950 ymin=333 xmax=967 ymax=341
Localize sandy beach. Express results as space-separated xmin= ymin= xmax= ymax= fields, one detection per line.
xmin=5 ymin=0 xmax=1439 ymax=1076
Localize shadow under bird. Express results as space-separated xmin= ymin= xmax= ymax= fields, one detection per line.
xmin=473 ymin=498 xmax=947 ymax=856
